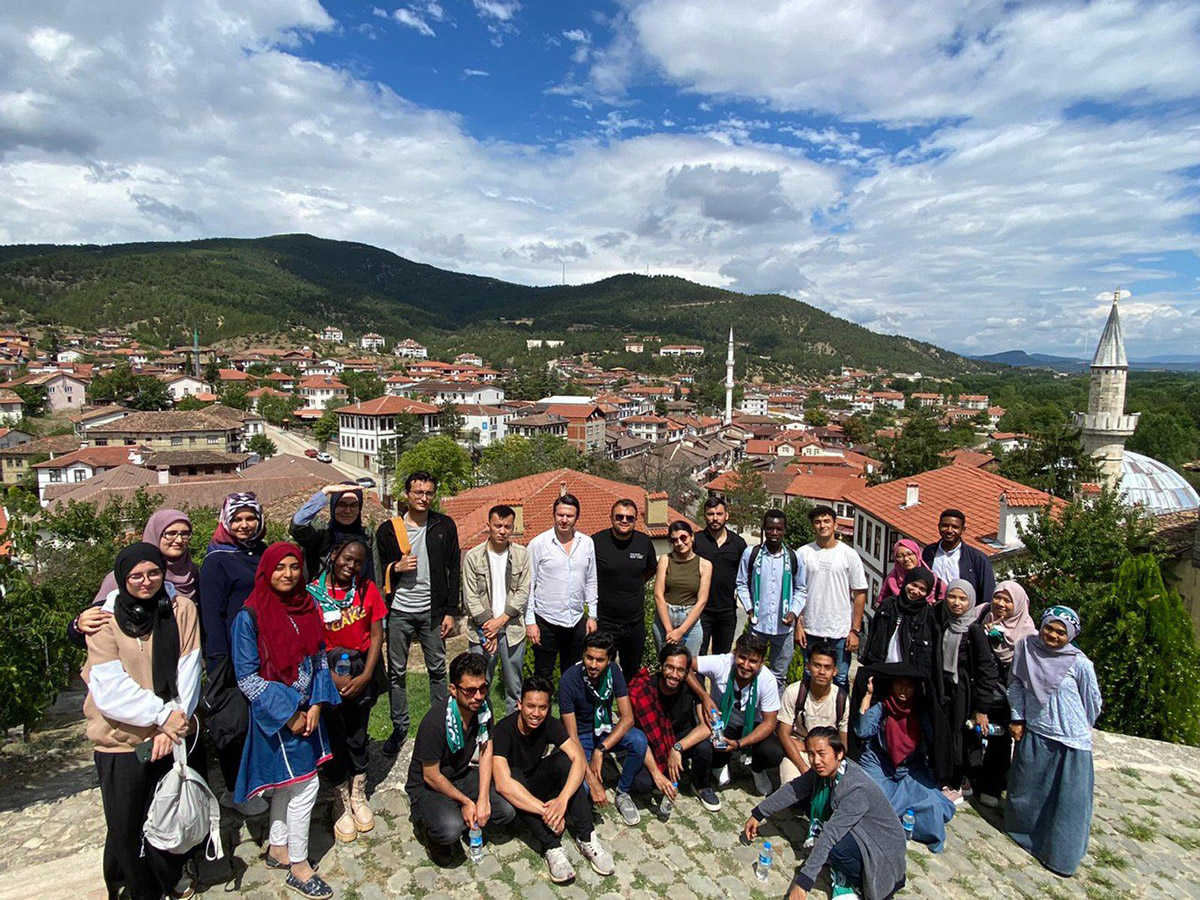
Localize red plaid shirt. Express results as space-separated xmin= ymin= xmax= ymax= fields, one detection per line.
xmin=628 ymin=668 xmax=679 ymax=769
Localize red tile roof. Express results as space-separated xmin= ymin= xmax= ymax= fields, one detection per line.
xmin=441 ymin=468 xmax=694 ymax=549
xmin=845 ymin=466 xmax=1062 ymax=557
xmin=31 ymin=445 xmax=148 ymax=470
xmin=336 ymin=396 xmax=439 ymax=416
xmin=784 ymin=472 xmax=866 ymax=502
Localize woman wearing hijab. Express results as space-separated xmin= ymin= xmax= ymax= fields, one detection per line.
xmin=199 ymin=492 xmax=269 ymax=808
xmin=233 ymin=542 xmax=339 ymax=899
xmin=861 ymin=568 xmax=944 ymax=696
xmin=82 ymin=543 xmax=202 ymax=900
xmin=1005 ymin=606 xmax=1101 ymax=877
xmin=855 ymin=663 xmax=956 ymax=853
xmin=937 ymin=580 xmax=999 ymax=804
xmin=875 ymin=539 xmax=945 ymax=609
xmin=68 ymin=509 xmax=200 ymax=648
xmin=974 ymin=579 xmax=1037 ymax=808
xmin=309 ymin=537 xmax=387 ymax=843
xmin=290 ymin=482 xmax=375 ymax=583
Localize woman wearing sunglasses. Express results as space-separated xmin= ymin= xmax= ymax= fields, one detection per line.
xmin=652 ymin=520 xmax=712 ymax=657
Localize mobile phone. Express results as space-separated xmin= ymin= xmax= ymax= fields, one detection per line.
xmin=134 ymin=738 xmax=155 ymax=764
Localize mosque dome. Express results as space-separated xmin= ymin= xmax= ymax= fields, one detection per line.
xmin=1119 ymin=451 xmax=1200 ymax=515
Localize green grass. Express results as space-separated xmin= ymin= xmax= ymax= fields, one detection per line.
xmin=1086 ymin=871 xmax=1114 ymax=889
xmin=1091 ymin=846 xmax=1130 ymax=870
xmin=367 ymin=671 xmax=511 ymax=741
xmin=1118 ymin=815 xmax=1157 ymax=842
xmin=1117 ymin=765 xmax=1141 ymax=781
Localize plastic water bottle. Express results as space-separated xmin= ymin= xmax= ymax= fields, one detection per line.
xmin=660 ymin=782 xmax=677 ymax=818
xmin=334 ymin=653 xmax=351 ymax=677
xmin=756 ymin=841 xmax=772 ymax=881
xmin=710 ymin=708 xmax=729 ymax=749
xmin=902 ymin=809 xmax=916 ymax=841
xmin=468 ymin=825 xmax=484 ymax=862
xmin=969 ymin=721 xmax=1004 ymax=737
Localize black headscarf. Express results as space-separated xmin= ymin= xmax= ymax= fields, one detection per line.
xmin=898 ymin=567 xmax=935 ymax=614
xmin=328 ymin=488 xmax=366 ymax=541
xmin=114 ymin=542 xmax=181 ymax=703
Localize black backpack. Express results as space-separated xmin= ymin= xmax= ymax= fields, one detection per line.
xmin=790 ymin=679 xmax=848 ymax=737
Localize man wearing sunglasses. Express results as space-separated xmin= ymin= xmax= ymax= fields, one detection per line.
xmin=406 ymin=652 xmax=516 ymax=866
xmin=591 ymin=499 xmax=657 ymax=681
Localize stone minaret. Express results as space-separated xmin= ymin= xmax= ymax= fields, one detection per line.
xmin=724 ymin=327 xmax=735 ymax=426
xmin=1075 ymin=289 xmax=1139 ymax=489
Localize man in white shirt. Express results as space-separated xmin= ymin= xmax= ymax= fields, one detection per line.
xmin=526 ymin=494 xmax=598 ymax=682
xmin=687 ymin=632 xmax=784 ymax=799
xmin=463 ymin=505 xmax=531 ymax=715
xmin=796 ymin=505 xmax=868 ymax=689
xmin=736 ymin=508 xmax=807 ymax=689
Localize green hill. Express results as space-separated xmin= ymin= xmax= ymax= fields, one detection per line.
xmin=0 ymin=233 xmax=982 ymax=375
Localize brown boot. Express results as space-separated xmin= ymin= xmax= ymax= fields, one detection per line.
xmin=333 ymin=781 xmax=357 ymax=843
xmin=350 ymin=773 xmax=375 ymax=833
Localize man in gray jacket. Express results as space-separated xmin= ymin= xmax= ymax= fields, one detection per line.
xmin=743 ymin=726 xmax=906 ymax=900
xmin=463 ymin=504 xmax=531 ymax=715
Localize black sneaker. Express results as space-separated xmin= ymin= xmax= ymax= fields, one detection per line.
xmin=697 ymin=786 xmax=722 ymax=812
xmin=383 ymin=727 xmax=407 ymax=756
xmin=427 ymin=839 xmax=455 ymax=867
xmin=284 ymin=870 xmax=333 ymax=899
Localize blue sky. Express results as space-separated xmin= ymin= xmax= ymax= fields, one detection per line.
xmin=1 ymin=0 xmax=1199 ymax=357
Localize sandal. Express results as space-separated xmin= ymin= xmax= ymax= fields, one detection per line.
xmin=285 ymin=870 xmax=334 ymax=899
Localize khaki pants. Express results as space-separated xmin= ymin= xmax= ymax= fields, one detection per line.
xmin=780 ymin=754 xmax=808 ymax=783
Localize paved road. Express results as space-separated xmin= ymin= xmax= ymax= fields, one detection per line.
xmin=265 ymin=424 xmax=387 ymax=501
xmin=3 ymin=707 xmax=1199 ymax=900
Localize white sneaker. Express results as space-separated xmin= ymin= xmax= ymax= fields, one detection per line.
xmin=715 ymin=765 xmax=731 ymax=787
xmin=752 ymin=769 xmax=774 ymax=796
xmin=614 ymin=791 xmax=641 ymax=826
xmin=979 ymin=793 xmax=1001 ymax=809
xmin=576 ymin=836 xmax=615 ymax=876
xmin=545 ymin=847 xmax=575 ymax=883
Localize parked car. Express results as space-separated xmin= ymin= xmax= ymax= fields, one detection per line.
xmin=304 ymin=448 xmax=319 ymax=458
xmin=355 ymin=476 xmax=376 ymax=489
xmin=317 ymin=451 xmax=333 ymax=463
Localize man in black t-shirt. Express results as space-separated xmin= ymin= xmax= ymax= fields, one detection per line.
xmin=492 ymin=677 xmax=616 ymax=884
xmin=591 ymin=498 xmax=658 ymax=681
xmin=694 ymin=496 xmax=748 ymax=654
xmin=405 ymin=653 xmax=516 ymax=865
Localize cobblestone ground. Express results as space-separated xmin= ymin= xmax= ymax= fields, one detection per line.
xmin=4 ymin=702 xmax=1200 ymax=900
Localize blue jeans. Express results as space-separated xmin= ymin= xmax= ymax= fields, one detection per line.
xmin=805 ymin=635 xmax=850 ymax=689
xmin=653 ymin=604 xmax=702 ymax=658
xmin=576 ymin=727 xmax=651 ymax=795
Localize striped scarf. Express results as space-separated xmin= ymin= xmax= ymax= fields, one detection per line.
xmin=752 ymin=547 xmax=793 ymax=627
xmin=446 ymin=698 xmax=491 ymax=753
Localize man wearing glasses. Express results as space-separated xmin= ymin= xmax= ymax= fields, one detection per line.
xmin=406 ymin=652 xmax=515 ymax=866
xmin=590 ymin=499 xmax=657 ymax=681
xmin=377 ymin=470 xmax=462 ymax=756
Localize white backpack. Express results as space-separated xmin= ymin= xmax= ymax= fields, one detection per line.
xmin=143 ymin=736 xmax=224 ymax=861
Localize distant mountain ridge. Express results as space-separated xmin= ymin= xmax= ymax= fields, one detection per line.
xmin=973 ymin=350 xmax=1200 ymax=372
xmin=0 ymin=233 xmax=984 ymax=376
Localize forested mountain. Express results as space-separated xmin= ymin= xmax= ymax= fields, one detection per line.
xmin=0 ymin=233 xmax=983 ymax=375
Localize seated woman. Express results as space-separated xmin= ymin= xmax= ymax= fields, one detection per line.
xmin=1005 ymin=606 xmax=1102 ymax=877
xmin=854 ymin=664 xmax=955 ymax=852
xmin=973 ymin=579 xmax=1036 ymax=808
xmin=938 ymin=580 xmax=1000 ymax=803
xmin=309 ymin=537 xmax=387 ymax=843
xmin=743 ymin=726 xmax=907 ymax=900
xmin=83 ymin=542 xmax=201 ymax=900
xmin=233 ymin=542 xmax=341 ymax=900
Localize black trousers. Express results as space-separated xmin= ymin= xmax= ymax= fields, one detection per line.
xmin=973 ymin=700 xmax=1014 ymax=797
xmin=215 ymin=731 xmax=247 ymax=796
xmin=410 ymin=769 xmax=517 ymax=847
xmin=324 ymin=694 xmax=376 ymax=783
xmin=709 ymin=732 xmax=785 ymax=780
xmin=598 ymin=616 xmax=646 ymax=683
xmin=510 ymin=751 xmax=594 ymax=853
xmin=701 ymin=606 xmax=739 ymax=655
xmin=532 ymin=615 xmax=587 ymax=682
xmin=96 ymin=750 xmax=186 ymax=900
xmin=680 ymin=737 xmax=715 ymax=790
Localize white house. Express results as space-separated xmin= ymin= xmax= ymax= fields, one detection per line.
xmin=336 ymin=396 xmax=441 ymax=471
xmin=659 ymin=344 xmax=705 ymax=357
xmin=457 ymin=403 xmax=509 ymax=447
xmin=360 ymin=332 xmax=387 ymax=352
xmin=320 ymin=326 xmax=344 ymax=343
xmin=297 ymin=376 xmax=349 ymax=411
xmin=0 ymin=388 xmax=22 ymax=420
xmin=56 ymin=349 xmax=85 ymax=363
xmin=159 ymin=374 xmax=211 ymax=402
xmin=3 ymin=372 xmax=87 ymax=412
xmin=32 ymin=445 xmax=148 ymax=505
xmin=740 ymin=393 xmax=769 ymax=416
xmin=404 ymin=381 xmax=505 ymax=405
xmin=393 ymin=339 xmax=429 ymax=359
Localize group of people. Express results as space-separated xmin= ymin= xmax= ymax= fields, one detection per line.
xmin=72 ymin=472 xmax=1103 ymax=900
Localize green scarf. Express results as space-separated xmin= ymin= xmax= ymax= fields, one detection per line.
xmin=583 ymin=663 xmax=615 ymax=737
xmin=307 ymin=572 xmax=356 ymax=617
xmin=752 ymin=547 xmax=793 ymax=627
xmin=719 ymin=671 xmax=758 ymax=740
xmin=446 ymin=698 xmax=492 ymax=753
xmin=807 ymin=759 xmax=846 ymax=843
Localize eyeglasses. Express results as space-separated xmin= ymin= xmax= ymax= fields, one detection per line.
xmin=127 ymin=571 xmax=164 ymax=584
xmin=161 ymin=530 xmax=192 ymax=542
xmin=613 ymin=514 xmax=636 ymax=523
xmin=408 ymin=490 xmax=436 ymax=499
xmin=454 ymin=684 xmax=488 ymax=696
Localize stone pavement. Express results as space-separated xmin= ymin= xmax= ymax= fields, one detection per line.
xmin=3 ymin=710 xmax=1200 ymax=900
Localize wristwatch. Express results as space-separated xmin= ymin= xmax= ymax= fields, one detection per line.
xmin=671 ymin=741 xmax=683 ymax=753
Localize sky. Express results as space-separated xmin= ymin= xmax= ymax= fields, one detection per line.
xmin=2 ymin=1 xmax=1199 ymax=358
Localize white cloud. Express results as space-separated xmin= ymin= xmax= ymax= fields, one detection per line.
xmin=472 ymin=0 xmax=520 ymax=22
xmin=392 ymin=8 xmax=434 ymax=36
xmin=462 ymin=68 xmax=489 ymax=78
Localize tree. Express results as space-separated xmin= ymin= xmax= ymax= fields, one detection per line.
xmin=1082 ymin=554 xmax=1200 ymax=746
xmin=342 ymin=370 xmax=385 ymax=403
xmin=623 ymin=451 xmax=700 ymax=512
xmin=257 ymin=393 xmax=304 ymax=426
xmin=247 ymin=434 xmax=277 ymax=458
xmin=805 ymin=408 xmax=829 ymax=427
xmin=723 ymin=460 xmax=768 ymax=534
xmin=393 ymin=413 xmax=426 ymax=454
xmin=219 ymin=384 xmax=251 ymax=411
xmin=129 ymin=378 xmax=173 ymax=411
xmin=313 ymin=409 xmax=339 ymax=447
xmin=996 ymin=424 xmax=1100 ymax=499
xmin=478 ymin=434 xmax=588 ymax=484
xmin=11 ymin=383 xmax=46 ymax=418
xmin=396 ymin=435 xmax=473 ymax=496
xmin=782 ymin=497 xmax=816 ymax=548
xmin=873 ymin=409 xmax=952 ymax=482
xmin=1127 ymin=410 xmax=1198 ymax=469
xmin=1005 ymin=487 xmax=1160 ymax=616
xmin=175 ymin=395 xmax=213 ymax=411
xmin=203 ymin=359 xmax=221 ymax=383
xmin=438 ymin=402 xmax=465 ymax=439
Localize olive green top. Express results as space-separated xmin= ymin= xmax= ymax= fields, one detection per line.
xmin=664 ymin=553 xmax=702 ymax=607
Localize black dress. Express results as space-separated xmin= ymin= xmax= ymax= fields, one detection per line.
xmin=939 ymin=619 xmax=1000 ymax=783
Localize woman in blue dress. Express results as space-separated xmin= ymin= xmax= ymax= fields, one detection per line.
xmin=855 ymin=662 xmax=955 ymax=852
xmin=1005 ymin=606 xmax=1102 ymax=877
xmin=233 ymin=541 xmax=340 ymax=899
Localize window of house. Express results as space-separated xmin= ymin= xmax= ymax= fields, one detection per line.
xmin=171 ymin=436 xmax=183 ymax=446
xmin=189 ymin=437 xmax=197 ymax=445
xmin=49 ymin=470 xmax=62 ymax=482
xmin=208 ymin=435 xmax=219 ymax=444
xmin=73 ymin=469 xmax=87 ymax=482
xmin=95 ymin=439 xmax=108 ymax=447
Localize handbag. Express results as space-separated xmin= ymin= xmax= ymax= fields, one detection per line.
xmin=143 ymin=727 xmax=224 ymax=861
xmin=201 ymin=655 xmax=248 ymax=750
